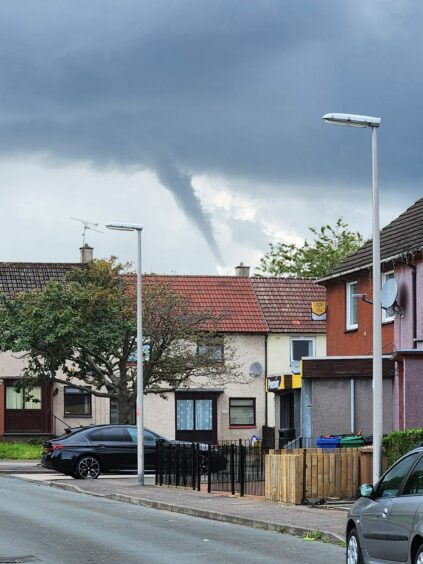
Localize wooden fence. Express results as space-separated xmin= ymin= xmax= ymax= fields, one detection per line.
xmin=265 ymin=448 xmax=360 ymax=505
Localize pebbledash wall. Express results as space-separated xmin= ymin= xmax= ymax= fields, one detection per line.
xmin=144 ymin=333 xmax=266 ymax=442
xmin=0 ymin=351 xmax=109 ymax=438
xmin=266 ymin=333 xmax=326 ymax=430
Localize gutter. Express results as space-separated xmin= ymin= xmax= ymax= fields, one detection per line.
xmin=317 ymin=248 xmax=423 ymax=284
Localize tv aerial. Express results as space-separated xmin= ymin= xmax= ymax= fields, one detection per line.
xmin=71 ymin=218 xmax=103 ymax=247
xmin=381 ymin=277 xmax=404 ymax=318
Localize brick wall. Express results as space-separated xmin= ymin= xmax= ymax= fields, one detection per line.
xmin=325 ymin=276 xmax=394 ymax=356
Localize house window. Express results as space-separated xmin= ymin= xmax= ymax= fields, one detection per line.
xmin=346 ymin=281 xmax=358 ymax=330
xmin=64 ymin=387 xmax=92 ymax=416
xmin=229 ymin=398 xmax=256 ymax=427
xmin=197 ymin=334 xmax=224 ymax=362
xmin=382 ymin=271 xmax=395 ymax=323
xmin=176 ymin=398 xmax=213 ymax=431
xmin=290 ymin=338 xmax=315 ymax=374
xmin=5 ymin=386 xmax=41 ymax=410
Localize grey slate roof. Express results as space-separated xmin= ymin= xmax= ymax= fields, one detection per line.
xmin=0 ymin=263 xmax=79 ymax=299
xmin=320 ymin=197 xmax=423 ymax=282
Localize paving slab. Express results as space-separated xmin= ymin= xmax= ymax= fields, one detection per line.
xmin=41 ymin=477 xmax=348 ymax=542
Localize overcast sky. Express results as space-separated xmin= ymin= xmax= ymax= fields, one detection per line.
xmin=0 ymin=0 xmax=421 ymax=274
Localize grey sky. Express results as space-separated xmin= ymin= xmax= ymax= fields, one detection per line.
xmin=0 ymin=1 xmax=421 ymax=272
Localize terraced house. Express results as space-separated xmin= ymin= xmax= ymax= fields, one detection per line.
xmin=0 ymin=253 xmax=326 ymax=445
xmin=302 ymin=197 xmax=423 ymax=438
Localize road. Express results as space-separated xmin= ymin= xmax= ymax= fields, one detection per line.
xmin=0 ymin=477 xmax=344 ymax=563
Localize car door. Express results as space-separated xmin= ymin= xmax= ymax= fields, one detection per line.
xmin=360 ymin=452 xmax=421 ymax=562
xmin=384 ymin=453 xmax=423 ymax=562
xmin=88 ymin=427 xmax=131 ymax=471
xmin=126 ymin=427 xmax=158 ymax=471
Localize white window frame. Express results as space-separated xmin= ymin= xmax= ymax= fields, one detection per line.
xmin=382 ymin=271 xmax=395 ymax=323
xmin=346 ymin=281 xmax=359 ymax=330
xmin=290 ymin=337 xmax=315 ymax=374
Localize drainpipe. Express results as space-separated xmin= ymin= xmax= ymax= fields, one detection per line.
xmin=411 ymin=265 xmax=417 ymax=349
xmin=350 ymin=378 xmax=355 ymax=433
xmin=264 ymin=334 xmax=268 ymax=427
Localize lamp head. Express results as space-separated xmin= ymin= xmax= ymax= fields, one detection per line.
xmin=322 ymin=113 xmax=381 ymax=128
xmin=106 ymin=222 xmax=143 ymax=232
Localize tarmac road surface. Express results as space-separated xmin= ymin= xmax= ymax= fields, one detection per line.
xmin=0 ymin=476 xmax=344 ymax=563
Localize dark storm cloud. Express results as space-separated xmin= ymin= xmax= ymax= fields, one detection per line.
xmin=0 ymin=0 xmax=422 ymax=252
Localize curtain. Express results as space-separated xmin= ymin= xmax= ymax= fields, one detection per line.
xmin=195 ymin=399 xmax=212 ymax=430
xmin=176 ymin=399 xmax=194 ymax=430
xmin=24 ymin=386 xmax=42 ymax=410
xmin=6 ymin=387 xmax=23 ymax=409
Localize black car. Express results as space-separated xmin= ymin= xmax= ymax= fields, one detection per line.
xmin=41 ymin=424 xmax=225 ymax=479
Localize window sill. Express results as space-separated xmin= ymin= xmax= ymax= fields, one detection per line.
xmin=64 ymin=414 xmax=93 ymax=418
xmin=344 ymin=327 xmax=358 ymax=333
xmin=229 ymin=425 xmax=256 ymax=429
xmin=382 ymin=319 xmax=394 ymax=325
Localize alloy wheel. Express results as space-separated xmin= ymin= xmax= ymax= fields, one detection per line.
xmin=416 ymin=551 xmax=423 ymax=564
xmin=198 ymin=454 xmax=209 ymax=475
xmin=347 ymin=534 xmax=358 ymax=564
xmin=77 ymin=456 xmax=100 ymax=479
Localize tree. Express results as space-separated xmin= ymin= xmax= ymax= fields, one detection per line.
xmin=256 ymin=218 xmax=363 ymax=278
xmin=0 ymin=259 xmax=239 ymax=423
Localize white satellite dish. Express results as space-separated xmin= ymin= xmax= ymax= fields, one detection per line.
xmin=249 ymin=362 xmax=263 ymax=378
xmin=381 ymin=278 xmax=398 ymax=309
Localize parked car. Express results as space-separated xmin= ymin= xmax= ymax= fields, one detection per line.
xmin=41 ymin=424 xmax=225 ymax=479
xmin=346 ymin=446 xmax=423 ymax=563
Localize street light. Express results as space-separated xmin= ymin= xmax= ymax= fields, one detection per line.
xmin=322 ymin=112 xmax=383 ymax=484
xmin=106 ymin=221 xmax=145 ymax=485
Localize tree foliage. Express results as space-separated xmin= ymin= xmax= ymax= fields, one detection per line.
xmin=257 ymin=218 xmax=363 ymax=278
xmin=0 ymin=259 xmax=239 ymax=423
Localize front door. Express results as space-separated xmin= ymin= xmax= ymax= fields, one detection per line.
xmin=175 ymin=392 xmax=218 ymax=443
xmin=4 ymin=381 xmax=51 ymax=434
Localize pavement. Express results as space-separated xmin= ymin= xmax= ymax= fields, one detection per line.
xmin=0 ymin=460 xmax=348 ymax=543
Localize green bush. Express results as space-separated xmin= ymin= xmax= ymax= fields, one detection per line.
xmin=383 ymin=429 xmax=423 ymax=467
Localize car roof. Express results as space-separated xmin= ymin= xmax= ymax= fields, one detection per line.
xmin=61 ymin=424 xmax=168 ymax=441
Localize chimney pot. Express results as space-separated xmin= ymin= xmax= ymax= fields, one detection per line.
xmin=235 ymin=262 xmax=250 ymax=277
xmin=80 ymin=244 xmax=94 ymax=263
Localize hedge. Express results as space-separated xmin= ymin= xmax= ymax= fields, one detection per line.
xmin=383 ymin=429 xmax=423 ymax=467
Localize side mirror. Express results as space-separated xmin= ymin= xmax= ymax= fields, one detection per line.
xmin=359 ymin=484 xmax=375 ymax=498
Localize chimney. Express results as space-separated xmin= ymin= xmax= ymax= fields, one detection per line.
xmin=235 ymin=262 xmax=250 ymax=277
xmin=80 ymin=244 xmax=94 ymax=263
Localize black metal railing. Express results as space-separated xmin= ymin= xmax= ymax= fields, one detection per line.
xmin=156 ymin=440 xmax=265 ymax=496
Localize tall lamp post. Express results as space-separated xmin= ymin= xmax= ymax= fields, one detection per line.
xmin=322 ymin=113 xmax=382 ymax=484
xmin=106 ymin=222 xmax=145 ymax=486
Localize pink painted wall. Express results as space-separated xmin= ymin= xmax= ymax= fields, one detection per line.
xmin=404 ymin=357 xmax=423 ymax=428
xmin=394 ymin=259 xmax=423 ymax=351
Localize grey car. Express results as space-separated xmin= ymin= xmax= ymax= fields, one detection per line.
xmin=346 ymin=447 xmax=423 ymax=563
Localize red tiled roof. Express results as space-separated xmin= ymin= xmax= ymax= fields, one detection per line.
xmin=250 ymin=277 xmax=326 ymax=333
xmin=143 ymin=275 xmax=268 ymax=333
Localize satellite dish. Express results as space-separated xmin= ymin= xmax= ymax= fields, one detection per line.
xmin=249 ymin=362 xmax=263 ymax=378
xmin=381 ymin=278 xmax=398 ymax=309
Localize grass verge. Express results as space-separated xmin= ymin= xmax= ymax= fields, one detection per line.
xmin=0 ymin=442 xmax=43 ymax=460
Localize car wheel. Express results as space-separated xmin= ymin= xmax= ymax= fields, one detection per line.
xmin=74 ymin=456 xmax=101 ymax=479
xmin=346 ymin=528 xmax=363 ymax=564
xmin=415 ymin=545 xmax=423 ymax=564
xmin=198 ymin=454 xmax=209 ymax=475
